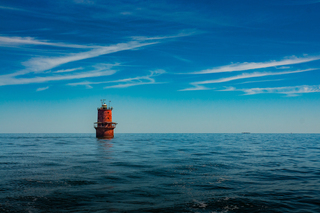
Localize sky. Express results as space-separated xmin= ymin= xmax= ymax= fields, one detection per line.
xmin=1 ymin=0 xmax=320 ymax=133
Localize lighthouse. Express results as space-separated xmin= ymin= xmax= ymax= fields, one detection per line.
xmin=94 ymin=100 xmax=117 ymax=138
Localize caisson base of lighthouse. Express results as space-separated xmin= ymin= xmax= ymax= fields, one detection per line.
xmin=95 ymin=126 xmax=115 ymax=138
xmin=94 ymin=101 xmax=117 ymax=138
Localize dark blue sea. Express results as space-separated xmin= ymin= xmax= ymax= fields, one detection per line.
xmin=0 ymin=133 xmax=319 ymax=213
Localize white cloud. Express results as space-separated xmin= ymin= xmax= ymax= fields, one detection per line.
xmin=0 ymin=30 xmax=194 ymax=49
xmin=190 ymin=55 xmax=320 ymax=74
xmin=0 ymin=36 xmax=100 ymax=48
xmin=131 ymin=30 xmax=198 ymax=41
xmin=0 ymin=32 xmax=192 ymax=87
xmin=36 ymin=86 xmax=49 ymax=91
xmin=68 ymin=69 xmax=165 ymax=89
xmin=277 ymin=0 xmax=320 ymax=5
xmin=54 ymin=67 xmax=83 ymax=73
xmin=219 ymin=86 xmax=236 ymax=92
xmin=0 ymin=69 xmax=116 ymax=86
xmin=73 ymin=0 xmax=95 ymax=4
xmin=120 ymin=11 xmax=132 ymax=15
xmin=0 ymin=5 xmax=24 ymax=11
xmin=221 ymin=85 xmax=320 ymax=96
xmin=20 ymin=41 xmax=157 ymax=74
xmin=275 ymin=66 xmax=291 ymax=69
xmin=181 ymin=68 xmax=316 ymax=91
xmin=1 ymin=32 xmax=192 ymax=79
xmin=105 ymin=69 xmax=166 ymax=88
xmin=171 ymin=54 xmax=192 ymax=63
xmin=179 ymin=84 xmax=210 ymax=91
xmin=236 ymin=79 xmax=284 ymax=85
xmin=194 ymin=69 xmax=316 ymax=84
xmin=0 ymin=40 xmax=156 ymax=79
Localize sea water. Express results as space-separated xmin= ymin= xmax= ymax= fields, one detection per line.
xmin=0 ymin=133 xmax=319 ymax=212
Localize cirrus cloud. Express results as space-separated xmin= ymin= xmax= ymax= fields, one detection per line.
xmin=181 ymin=68 xmax=317 ymax=91
xmin=189 ymin=55 xmax=320 ymax=74
xmin=68 ymin=69 xmax=166 ymax=89
xmin=220 ymin=85 xmax=320 ymax=96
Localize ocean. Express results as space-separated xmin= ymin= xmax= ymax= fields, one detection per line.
xmin=0 ymin=133 xmax=319 ymax=213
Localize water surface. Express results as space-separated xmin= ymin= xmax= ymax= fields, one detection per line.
xmin=0 ymin=133 xmax=319 ymax=212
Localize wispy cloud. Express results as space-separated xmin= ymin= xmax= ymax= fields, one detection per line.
xmin=220 ymin=85 xmax=320 ymax=96
xmin=236 ymin=79 xmax=284 ymax=85
xmin=0 ymin=69 xmax=116 ymax=86
xmin=0 ymin=5 xmax=24 ymax=11
xmin=53 ymin=63 xmax=120 ymax=73
xmin=0 ymin=36 xmax=100 ymax=48
xmin=131 ymin=30 xmax=198 ymax=41
xmin=190 ymin=55 xmax=320 ymax=74
xmin=170 ymin=54 xmax=192 ymax=63
xmin=120 ymin=11 xmax=132 ymax=15
xmin=275 ymin=66 xmax=291 ymax=69
xmin=0 ymin=30 xmax=193 ymax=49
xmin=195 ymin=69 xmax=315 ymax=84
xmin=105 ymin=69 xmax=165 ymax=88
xmin=0 ymin=32 xmax=191 ymax=88
xmin=73 ymin=0 xmax=95 ymax=4
xmin=36 ymin=86 xmax=49 ymax=91
xmin=273 ymin=0 xmax=320 ymax=5
xmin=8 ymin=41 xmax=157 ymax=76
xmin=181 ymin=68 xmax=316 ymax=91
xmin=2 ymin=31 xmax=193 ymax=78
xmin=68 ymin=69 xmax=165 ymax=88
xmin=179 ymin=84 xmax=211 ymax=91
xmin=54 ymin=67 xmax=83 ymax=73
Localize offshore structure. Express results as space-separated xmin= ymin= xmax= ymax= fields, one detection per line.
xmin=94 ymin=100 xmax=117 ymax=138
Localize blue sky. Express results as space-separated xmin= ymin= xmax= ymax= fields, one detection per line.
xmin=1 ymin=0 xmax=320 ymax=133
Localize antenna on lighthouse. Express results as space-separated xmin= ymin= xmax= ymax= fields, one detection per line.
xmin=100 ymin=99 xmax=106 ymax=105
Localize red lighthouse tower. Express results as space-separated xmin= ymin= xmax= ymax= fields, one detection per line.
xmin=94 ymin=100 xmax=117 ymax=138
